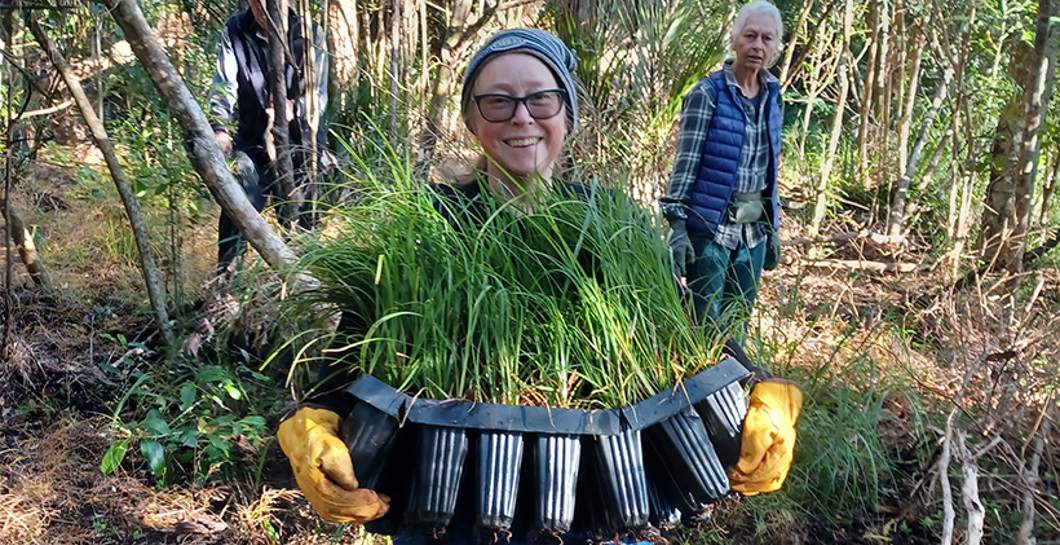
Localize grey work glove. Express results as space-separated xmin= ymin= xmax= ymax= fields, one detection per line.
xmin=667 ymin=218 xmax=696 ymax=277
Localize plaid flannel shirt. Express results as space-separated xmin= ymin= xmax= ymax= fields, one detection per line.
xmin=661 ymin=61 xmax=780 ymax=250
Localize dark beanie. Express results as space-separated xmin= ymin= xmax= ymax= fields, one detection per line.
xmin=461 ymin=28 xmax=579 ymax=132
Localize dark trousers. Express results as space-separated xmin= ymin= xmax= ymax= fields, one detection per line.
xmin=686 ymin=234 xmax=766 ymax=330
xmin=217 ymin=150 xmax=318 ymax=271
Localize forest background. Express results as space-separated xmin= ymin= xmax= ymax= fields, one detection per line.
xmin=0 ymin=0 xmax=1058 ymax=543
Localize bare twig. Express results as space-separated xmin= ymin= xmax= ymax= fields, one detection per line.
xmin=955 ymin=430 xmax=985 ymax=545
xmin=798 ymin=258 xmax=924 ymax=274
xmin=1017 ymin=398 xmax=1050 ymax=545
xmin=0 ymin=197 xmax=49 ymax=288
xmin=15 ymin=99 xmax=73 ymax=120
xmin=783 ymin=229 xmax=872 ymax=246
xmin=938 ymin=408 xmax=957 ymax=545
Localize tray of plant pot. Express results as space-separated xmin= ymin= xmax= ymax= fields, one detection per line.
xmin=343 ymin=357 xmax=750 ymax=542
xmin=304 ymin=177 xmax=757 ymax=543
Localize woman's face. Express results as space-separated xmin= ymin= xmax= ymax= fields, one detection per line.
xmin=731 ymin=12 xmax=779 ymax=74
xmin=468 ymin=53 xmax=568 ymax=185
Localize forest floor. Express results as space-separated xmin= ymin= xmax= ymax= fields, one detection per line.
xmin=1 ymin=153 xmax=1058 ymax=545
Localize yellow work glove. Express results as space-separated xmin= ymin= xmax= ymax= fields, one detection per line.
xmin=728 ymin=380 xmax=803 ymax=496
xmin=277 ymin=407 xmax=390 ymax=524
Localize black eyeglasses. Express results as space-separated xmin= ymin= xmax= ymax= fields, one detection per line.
xmin=472 ymin=89 xmax=567 ymax=123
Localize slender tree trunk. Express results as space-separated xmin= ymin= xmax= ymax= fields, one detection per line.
xmin=1038 ymin=152 xmax=1059 ymax=226
xmin=797 ymin=42 xmax=838 ymax=156
xmin=327 ymin=0 xmax=359 ymax=102
xmin=1004 ymin=0 xmax=1058 ymax=272
xmin=810 ymin=0 xmax=852 ymax=237
xmin=856 ymin=1 xmax=878 ymax=177
xmin=897 ymin=27 xmax=923 ymax=175
xmin=95 ymin=0 xmax=308 ymax=287
xmin=920 ymin=129 xmax=951 ymax=193
xmin=28 ymin=15 xmax=175 ymax=348
xmin=888 ymin=64 xmax=952 ymax=236
xmin=978 ymin=37 xmax=1031 ymax=271
xmin=300 ymin=0 xmax=319 ymax=224
xmin=779 ymin=0 xmax=815 ymax=91
xmin=947 ymin=109 xmax=961 ymax=243
xmin=0 ymin=198 xmax=49 ymax=288
xmin=265 ymin=0 xmax=297 ymax=226
xmin=1027 ymin=4 xmax=1059 ymax=191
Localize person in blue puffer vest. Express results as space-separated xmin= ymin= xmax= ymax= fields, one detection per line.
xmin=661 ymin=0 xmax=785 ymax=330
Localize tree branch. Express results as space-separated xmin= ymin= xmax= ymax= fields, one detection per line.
xmin=28 ymin=13 xmax=174 ymax=348
xmin=92 ymin=0 xmax=313 ymax=291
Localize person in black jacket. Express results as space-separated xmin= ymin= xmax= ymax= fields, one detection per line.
xmin=208 ymin=0 xmax=328 ymax=274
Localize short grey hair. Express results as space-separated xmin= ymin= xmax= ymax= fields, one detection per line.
xmin=729 ymin=1 xmax=784 ymax=67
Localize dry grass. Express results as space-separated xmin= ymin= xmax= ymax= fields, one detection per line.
xmin=0 ymin=415 xmax=388 ymax=545
xmin=12 ymin=157 xmax=217 ymax=305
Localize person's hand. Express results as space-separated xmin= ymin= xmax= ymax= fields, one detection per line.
xmin=277 ymin=407 xmax=390 ymax=524
xmin=667 ymin=218 xmax=695 ymax=277
xmin=214 ymin=131 xmax=233 ymax=156
xmin=728 ymin=379 xmax=803 ymax=496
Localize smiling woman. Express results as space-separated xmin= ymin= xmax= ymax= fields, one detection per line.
xmin=457 ymin=28 xmax=580 ymax=202
xmin=275 ymin=25 xmax=801 ymax=545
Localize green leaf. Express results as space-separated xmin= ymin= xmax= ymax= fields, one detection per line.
xmin=197 ymin=365 xmax=226 ymax=383
xmin=101 ymin=439 xmax=129 ymax=475
xmin=262 ymin=519 xmax=280 ymax=543
xmin=176 ymin=429 xmax=199 ymax=448
xmin=240 ymin=416 xmax=266 ymax=431
xmin=223 ymin=384 xmax=242 ymax=400
xmin=179 ymin=382 xmax=197 ymax=412
xmin=140 ymin=439 xmax=166 ymax=477
xmin=141 ymin=409 xmax=171 ymax=436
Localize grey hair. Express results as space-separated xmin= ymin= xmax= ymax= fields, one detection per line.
xmin=729 ymin=1 xmax=784 ymax=67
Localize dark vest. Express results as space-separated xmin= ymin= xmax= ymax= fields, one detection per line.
xmin=225 ymin=10 xmax=309 ymax=162
xmin=686 ymin=70 xmax=782 ymax=234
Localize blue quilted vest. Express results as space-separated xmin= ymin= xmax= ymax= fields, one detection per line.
xmin=685 ymin=70 xmax=782 ymax=235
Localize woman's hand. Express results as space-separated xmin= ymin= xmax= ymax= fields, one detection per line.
xmin=667 ymin=218 xmax=696 ymax=276
xmin=728 ymin=380 xmax=803 ymax=496
xmin=277 ymin=407 xmax=390 ymax=523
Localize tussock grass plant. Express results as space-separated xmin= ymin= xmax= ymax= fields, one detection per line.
xmin=292 ymin=147 xmax=722 ymax=409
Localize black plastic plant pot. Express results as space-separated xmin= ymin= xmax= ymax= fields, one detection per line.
xmin=646 ymin=473 xmax=682 ymax=530
xmin=531 ymin=434 xmax=581 ymax=537
xmin=475 ymin=430 xmax=524 ymax=537
xmin=694 ymin=380 xmax=748 ymax=467
xmin=408 ymin=425 xmax=469 ymax=533
xmin=344 ymin=400 xmax=401 ymax=490
xmin=593 ymin=428 xmax=651 ymax=531
xmin=644 ymin=409 xmax=729 ymax=514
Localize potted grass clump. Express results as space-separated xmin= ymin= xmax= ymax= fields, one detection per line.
xmin=293 ymin=153 xmax=737 ymax=539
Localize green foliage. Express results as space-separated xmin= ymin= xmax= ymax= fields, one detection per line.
xmin=287 ymin=140 xmax=721 ymax=409
xmin=544 ymin=0 xmax=734 ymax=196
xmin=99 ymin=333 xmax=276 ymax=485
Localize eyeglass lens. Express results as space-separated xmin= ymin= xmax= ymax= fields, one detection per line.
xmin=475 ymin=90 xmax=565 ymax=123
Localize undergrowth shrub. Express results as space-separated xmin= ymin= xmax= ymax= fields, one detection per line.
xmin=100 ymin=331 xmax=284 ymax=486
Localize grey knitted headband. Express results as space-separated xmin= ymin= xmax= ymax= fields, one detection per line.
xmin=461 ymin=28 xmax=579 ymax=132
